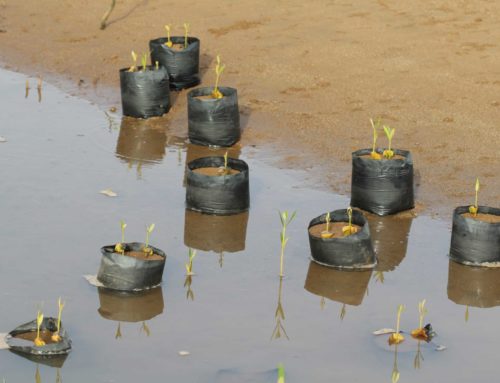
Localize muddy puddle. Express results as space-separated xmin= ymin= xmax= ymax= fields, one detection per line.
xmin=1 ymin=68 xmax=500 ymax=382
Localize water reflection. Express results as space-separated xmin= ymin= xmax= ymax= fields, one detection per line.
xmin=271 ymin=277 xmax=288 ymax=341
xmin=366 ymin=213 xmax=414 ymax=282
xmin=447 ymin=260 xmax=500 ymax=321
xmin=184 ymin=275 xmax=195 ymax=301
xmin=391 ymin=344 xmax=400 ymax=383
xmin=304 ymin=261 xmax=372 ymax=319
xmin=184 ymin=210 xmax=249 ymax=257
xmin=97 ymin=286 xmax=164 ymax=338
xmin=115 ymin=116 xmax=185 ymax=177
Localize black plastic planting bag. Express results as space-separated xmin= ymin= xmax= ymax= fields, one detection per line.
xmin=184 ymin=209 xmax=249 ymax=252
xmin=98 ymin=286 xmax=164 ymax=322
xmin=6 ymin=317 xmax=71 ymax=358
xmin=304 ymin=261 xmax=372 ymax=306
xmin=449 ymin=206 xmax=500 ymax=265
xmin=308 ymin=209 xmax=376 ymax=269
xmin=447 ymin=260 xmax=500 ymax=308
xmin=97 ymin=242 xmax=166 ymax=291
xmin=119 ymin=66 xmax=170 ymax=119
xmin=187 ymin=87 xmax=240 ymax=147
xmin=351 ymin=148 xmax=414 ymax=216
xmin=149 ymin=36 xmax=200 ymax=90
xmin=186 ymin=157 xmax=249 ymax=215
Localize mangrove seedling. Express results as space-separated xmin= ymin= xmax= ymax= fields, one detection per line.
xmin=411 ymin=299 xmax=428 ymax=340
xmin=128 ymin=51 xmax=138 ymax=72
xmin=278 ymin=210 xmax=297 ymax=277
xmin=468 ymin=178 xmax=480 ymax=216
xmin=34 ymin=310 xmax=45 ymax=347
xmin=414 ymin=340 xmax=424 ymax=369
xmin=388 ymin=304 xmax=405 ymax=345
xmin=321 ymin=212 xmax=334 ymax=239
xmin=342 ymin=207 xmax=358 ymax=236
xmin=51 ymin=297 xmax=65 ymax=342
xmin=211 ymin=55 xmax=225 ymax=99
xmin=185 ymin=248 xmax=196 ymax=276
xmin=164 ymin=24 xmax=173 ymax=47
xmin=370 ymin=117 xmax=382 ymax=160
xmin=143 ymin=223 xmax=155 ymax=256
xmin=277 ymin=364 xmax=285 ymax=383
xmin=218 ymin=151 xmax=230 ymax=175
xmin=183 ymin=22 xmax=190 ymax=48
xmin=114 ymin=220 xmax=127 ymax=254
xmin=382 ymin=125 xmax=396 ymax=159
xmin=271 ymin=276 xmax=289 ymax=340
xmin=115 ymin=322 xmax=122 ymax=339
xmin=140 ymin=321 xmax=151 ymax=336
xmin=141 ymin=53 xmax=148 ymax=72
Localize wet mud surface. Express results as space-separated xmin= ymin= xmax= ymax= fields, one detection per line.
xmin=0 ymin=0 xmax=498 ymax=216
xmin=1 ymin=69 xmax=500 ymax=382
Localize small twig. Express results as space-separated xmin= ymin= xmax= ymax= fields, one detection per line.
xmin=100 ymin=0 xmax=116 ymax=30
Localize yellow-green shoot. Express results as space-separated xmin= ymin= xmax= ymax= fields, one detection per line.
xmin=388 ymin=304 xmax=405 ymax=345
xmin=418 ymin=299 xmax=427 ymax=329
xmin=183 ymin=23 xmax=190 ymax=48
xmin=469 ymin=178 xmax=480 ymax=216
xmin=164 ymin=24 xmax=173 ymax=47
xmin=51 ymin=297 xmax=65 ymax=342
xmin=370 ymin=117 xmax=382 ymax=160
xmin=143 ymin=223 xmax=155 ymax=255
xmin=34 ymin=310 xmax=45 ymax=347
xmin=342 ymin=207 xmax=358 ymax=236
xmin=141 ymin=53 xmax=148 ymax=72
xmin=211 ymin=55 xmax=225 ymax=99
xmin=128 ymin=51 xmax=138 ymax=72
xmin=115 ymin=220 xmax=127 ymax=254
xmin=155 ymin=61 xmax=159 ymax=70
xmin=185 ymin=248 xmax=196 ymax=275
xmin=279 ymin=210 xmax=297 ymax=277
xmin=277 ymin=364 xmax=285 ymax=383
xmin=383 ymin=125 xmax=396 ymax=159
xmin=218 ymin=151 xmax=230 ymax=175
xmin=321 ymin=212 xmax=333 ymax=239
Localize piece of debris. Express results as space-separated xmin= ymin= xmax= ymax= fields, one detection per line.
xmin=0 ymin=136 xmax=6 ymax=143
xmin=178 ymin=351 xmax=190 ymax=356
xmin=100 ymin=189 xmax=117 ymax=197
xmin=373 ymin=328 xmax=396 ymax=335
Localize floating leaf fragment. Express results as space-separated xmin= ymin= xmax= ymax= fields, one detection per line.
xmin=373 ymin=328 xmax=396 ymax=335
xmin=178 ymin=350 xmax=190 ymax=356
xmin=100 ymin=189 xmax=117 ymax=197
xmin=0 ymin=136 xmax=6 ymax=143
xmin=435 ymin=344 xmax=447 ymax=351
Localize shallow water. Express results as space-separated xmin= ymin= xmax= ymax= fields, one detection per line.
xmin=1 ymin=68 xmax=500 ymax=382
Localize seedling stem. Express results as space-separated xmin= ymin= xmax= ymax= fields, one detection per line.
xmin=278 ymin=210 xmax=297 ymax=277
xmin=164 ymin=24 xmax=173 ymax=47
xmin=51 ymin=297 xmax=65 ymax=342
xmin=143 ymin=223 xmax=155 ymax=255
xmin=128 ymin=51 xmax=137 ymax=72
xmin=370 ymin=118 xmax=382 ymax=160
xmin=342 ymin=207 xmax=358 ymax=236
xmin=183 ymin=23 xmax=190 ymax=48
xmin=212 ymin=55 xmax=225 ymax=99
xmin=185 ymin=248 xmax=196 ymax=275
xmin=34 ymin=310 xmax=45 ymax=346
xmin=383 ymin=125 xmax=396 ymax=159
xmin=469 ymin=178 xmax=480 ymax=216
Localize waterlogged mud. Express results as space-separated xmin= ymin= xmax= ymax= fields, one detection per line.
xmin=1 ymin=69 xmax=500 ymax=382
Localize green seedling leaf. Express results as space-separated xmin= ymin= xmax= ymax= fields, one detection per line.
xmin=141 ymin=53 xmax=148 ymax=72
xmin=183 ymin=22 xmax=190 ymax=48
xmin=164 ymin=24 xmax=173 ymax=47
xmin=277 ymin=364 xmax=285 ymax=383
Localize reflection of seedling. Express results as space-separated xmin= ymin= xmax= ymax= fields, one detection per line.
xmin=185 ymin=248 xmax=196 ymax=275
xmin=374 ymin=270 xmax=385 ymax=283
xmin=340 ymin=303 xmax=347 ymax=321
xmin=164 ymin=24 xmax=173 ymax=47
xmin=183 ymin=23 xmax=190 ymax=48
xmin=277 ymin=364 xmax=285 ymax=383
xmin=342 ymin=207 xmax=358 ymax=236
xmin=370 ymin=118 xmax=382 ymax=160
xmin=383 ymin=125 xmax=396 ymax=159
xmin=114 ymin=220 xmax=127 ymax=254
xmin=465 ymin=305 xmax=469 ymax=323
xmin=51 ymin=297 xmax=65 ymax=342
xmin=468 ymin=178 xmax=480 ymax=216
xmin=391 ymin=345 xmax=400 ymax=383
xmin=140 ymin=321 xmax=150 ymax=336
xmin=388 ymin=304 xmax=405 ymax=345
xmin=411 ymin=299 xmax=428 ymax=340
xmin=25 ymin=79 xmax=30 ymax=98
xmin=271 ymin=277 xmax=289 ymax=340
xmin=184 ymin=275 xmax=194 ymax=300
xmin=211 ymin=55 xmax=225 ymax=99
xmin=128 ymin=51 xmax=138 ymax=72
xmin=34 ymin=310 xmax=45 ymax=347
xmin=143 ymin=224 xmax=155 ymax=256
xmin=278 ymin=210 xmax=297 ymax=277
xmin=414 ymin=340 xmax=424 ymax=369
xmin=115 ymin=322 xmax=122 ymax=339
xmin=321 ymin=212 xmax=333 ymax=239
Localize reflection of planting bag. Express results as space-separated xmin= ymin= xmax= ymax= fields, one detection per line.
xmin=98 ymin=286 xmax=164 ymax=322
xmin=97 ymin=242 xmax=166 ymax=291
xmin=184 ymin=209 xmax=249 ymax=252
xmin=304 ymin=261 xmax=372 ymax=305
xmin=149 ymin=36 xmax=200 ymax=90
xmin=6 ymin=317 xmax=71 ymax=359
xmin=447 ymin=259 xmax=500 ymax=308
xmin=366 ymin=213 xmax=413 ymax=271
xmin=119 ymin=66 xmax=170 ymax=119
xmin=186 ymin=157 xmax=249 ymax=215
xmin=308 ymin=209 xmax=376 ymax=269
xmin=449 ymin=206 xmax=500 ymax=265
xmin=351 ymin=149 xmax=414 ymax=216
xmin=187 ymin=87 xmax=240 ymax=147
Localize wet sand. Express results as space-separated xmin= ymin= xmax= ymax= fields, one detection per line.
xmin=0 ymin=0 xmax=498 ymax=215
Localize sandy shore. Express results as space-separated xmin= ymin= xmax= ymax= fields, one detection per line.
xmin=0 ymin=0 xmax=498 ymax=215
